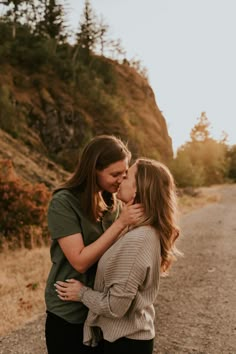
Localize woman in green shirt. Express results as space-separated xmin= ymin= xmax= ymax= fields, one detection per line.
xmin=45 ymin=135 xmax=143 ymax=354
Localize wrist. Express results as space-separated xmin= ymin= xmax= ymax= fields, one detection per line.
xmin=77 ymin=285 xmax=88 ymax=302
xmin=115 ymin=217 xmax=127 ymax=231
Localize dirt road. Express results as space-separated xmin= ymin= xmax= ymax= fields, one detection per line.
xmin=0 ymin=184 xmax=236 ymax=354
xmin=154 ymin=184 xmax=236 ymax=354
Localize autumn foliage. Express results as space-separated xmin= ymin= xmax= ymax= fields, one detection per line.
xmin=0 ymin=160 xmax=51 ymax=249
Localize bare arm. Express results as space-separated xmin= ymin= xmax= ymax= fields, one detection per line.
xmin=58 ymin=202 xmax=143 ymax=273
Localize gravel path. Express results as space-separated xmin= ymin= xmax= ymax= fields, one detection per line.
xmin=1 ymin=184 xmax=236 ymax=354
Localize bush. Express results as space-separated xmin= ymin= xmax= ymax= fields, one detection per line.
xmin=228 ymin=145 xmax=236 ymax=181
xmin=171 ymin=139 xmax=229 ymax=187
xmin=0 ymin=85 xmax=17 ymax=135
xmin=0 ymin=21 xmax=12 ymax=45
xmin=0 ymin=160 xmax=51 ymax=249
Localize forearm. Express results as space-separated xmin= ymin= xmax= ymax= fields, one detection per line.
xmin=72 ymin=219 xmax=125 ymax=273
xmin=79 ymin=286 xmax=132 ymax=318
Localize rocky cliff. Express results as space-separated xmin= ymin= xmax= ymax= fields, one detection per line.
xmin=0 ymin=57 xmax=172 ymax=176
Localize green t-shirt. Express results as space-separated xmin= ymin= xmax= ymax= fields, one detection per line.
xmin=45 ymin=189 xmax=119 ymax=324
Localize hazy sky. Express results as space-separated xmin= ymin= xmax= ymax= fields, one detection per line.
xmin=1 ymin=1 xmax=235 ymax=150
xmin=66 ymin=0 xmax=236 ymax=151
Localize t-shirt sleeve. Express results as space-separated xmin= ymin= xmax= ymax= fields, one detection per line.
xmin=47 ymin=194 xmax=82 ymax=240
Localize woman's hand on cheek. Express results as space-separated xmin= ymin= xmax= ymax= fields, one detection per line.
xmin=54 ymin=279 xmax=84 ymax=302
xmin=119 ymin=198 xmax=144 ymax=227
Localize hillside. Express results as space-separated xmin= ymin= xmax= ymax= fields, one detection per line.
xmin=0 ymin=129 xmax=69 ymax=187
xmin=0 ymin=57 xmax=172 ymax=173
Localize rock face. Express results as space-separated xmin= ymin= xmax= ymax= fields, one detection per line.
xmin=0 ymin=59 xmax=173 ymax=171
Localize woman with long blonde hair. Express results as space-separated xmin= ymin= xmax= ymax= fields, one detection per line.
xmin=55 ymin=158 xmax=180 ymax=354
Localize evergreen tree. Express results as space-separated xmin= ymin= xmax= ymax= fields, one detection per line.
xmin=0 ymin=0 xmax=28 ymax=38
xmin=76 ymin=0 xmax=98 ymax=61
xmin=190 ymin=111 xmax=211 ymax=142
xmin=36 ymin=0 xmax=66 ymax=41
xmin=97 ymin=16 xmax=109 ymax=56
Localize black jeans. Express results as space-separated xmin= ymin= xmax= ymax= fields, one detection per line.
xmin=104 ymin=337 xmax=154 ymax=354
xmin=45 ymin=311 xmax=104 ymax=354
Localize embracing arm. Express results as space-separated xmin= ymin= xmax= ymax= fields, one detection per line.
xmin=55 ymin=278 xmax=137 ymax=318
xmin=55 ymin=230 xmax=160 ymax=318
xmin=55 ymin=264 xmax=145 ymax=318
xmin=52 ymin=199 xmax=143 ymax=273
xmin=58 ymin=217 xmax=125 ymax=273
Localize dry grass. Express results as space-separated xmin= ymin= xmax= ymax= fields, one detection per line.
xmin=178 ymin=185 xmax=221 ymax=214
xmin=0 ymin=185 xmax=222 ymax=337
xmin=0 ymin=247 xmax=51 ymax=336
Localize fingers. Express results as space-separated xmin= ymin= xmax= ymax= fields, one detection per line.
xmin=54 ymin=284 xmax=71 ymax=300
xmin=56 ymin=288 xmax=66 ymax=297
xmin=57 ymin=294 xmax=66 ymax=301
xmin=54 ymin=283 xmax=67 ymax=294
xmin=65 ymin=279 xmax=76 ymax=283
xmin=55 ymin=280 xmax=68 ymax=287
xmin=128 ymin=204 xmax=144 ymax=212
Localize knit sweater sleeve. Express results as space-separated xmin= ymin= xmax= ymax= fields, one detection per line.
xmin=80 ymin=230 xmax=160 ymax=319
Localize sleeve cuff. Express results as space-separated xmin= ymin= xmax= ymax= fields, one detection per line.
xmin=78 ymin=286 xmax=89 ymax=301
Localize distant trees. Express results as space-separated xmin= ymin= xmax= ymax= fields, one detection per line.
xmin=0 ymin=0 xmax=148 ymax=75
xmin=76 ymin=0 xmax=98 ymax=61
xmin=171 ymin=112 xmax=230 ymax=187
xmin=0 ymin=0 xmax=67 ymax=40
xmin=35 ymin=0 xmax=66 ymax=41
xmin=0 ymin=0 xmax=28 ymax=38
xmin=227 ymin=145 xmax=236 ymax=181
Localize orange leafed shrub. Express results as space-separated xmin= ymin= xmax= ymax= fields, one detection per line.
xmin=0 ymin=160 xmax=51 ymax=249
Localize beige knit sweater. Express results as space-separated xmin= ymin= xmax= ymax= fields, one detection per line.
xmin=79 ymin=225 xmax=161 ymax=345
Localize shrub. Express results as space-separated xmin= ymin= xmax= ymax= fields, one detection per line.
xmin=0 ymin=160 xmax=51 ymax=250
xmin=228 ymin=145 xmax=236 ymax=181
xmin=0 ymin=85 xmax=17 ymax=135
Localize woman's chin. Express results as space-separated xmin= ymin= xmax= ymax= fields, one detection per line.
xmin=116 ymin=191 xmax=125 ymax=202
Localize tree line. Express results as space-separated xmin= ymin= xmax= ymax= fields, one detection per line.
xmin=171 ymin=112 xmax=236 ymax=186
xmin=0 ymin=0 xmax=147 ymax=76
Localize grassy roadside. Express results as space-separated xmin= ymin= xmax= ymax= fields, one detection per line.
xmin=178 ymin=185 xmax=221 ymax=215
xmin=0 ymin=247 xmax=51 ymax=336
xmin=0 ymin=185 xmax=222 ymax=336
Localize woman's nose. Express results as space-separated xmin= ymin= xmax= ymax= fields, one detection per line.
xmin=117 ymin=174 xmax=125 ymax=184
xmin=117 ymin=176 xmax=123 ymax=184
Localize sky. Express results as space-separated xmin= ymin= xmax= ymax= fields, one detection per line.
xmin=1 ymin=0 xmax=235 ymax=151
xmin=66 ymin=0 xmax=236 ymax=152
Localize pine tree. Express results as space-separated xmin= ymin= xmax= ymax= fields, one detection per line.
xmin=76 ymin=0 xmax=98 ymax=61
xmin=0 ymin=0 xmax=28 ymax=38
xmin=97 ymin=16 xmax=109 ymax=56
xmin=190 ymin=112 xmax=211 ymax=142
xmin=36 ymin=0 xmax=66 ymax=41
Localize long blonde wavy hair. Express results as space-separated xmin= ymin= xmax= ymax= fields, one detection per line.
xmin=134 ymin=158 xmax=180 ymax=274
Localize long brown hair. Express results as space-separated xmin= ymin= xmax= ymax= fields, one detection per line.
xmin=55 ymin=135 xmax=131 ymax=221
xmin=134 ymin=158 xmax=180 ymax=274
